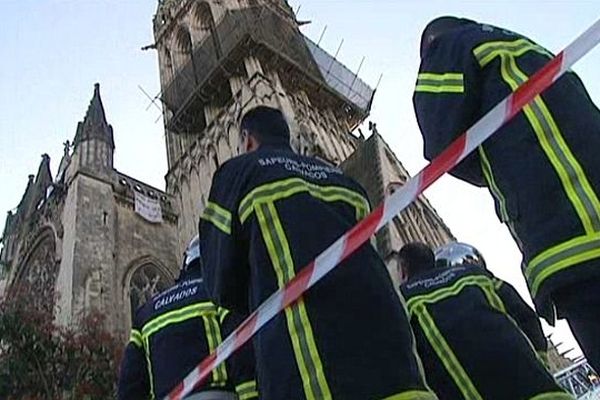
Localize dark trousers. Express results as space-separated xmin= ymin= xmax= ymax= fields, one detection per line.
xmin=554 ymin=279 xmax=600 ymax=372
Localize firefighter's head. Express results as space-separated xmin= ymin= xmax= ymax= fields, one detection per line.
xmin=398 ymin=242 xmax=436 ymax=282
xmin=179 ymin=234 xmax=202 ymax=281
xmin=435 ymin=242 xmax=486 ymax=269
xmin=239 ymin=106 xmax=291 ymax=154
xmin=420 ymin=16 xmax=476 ymax=59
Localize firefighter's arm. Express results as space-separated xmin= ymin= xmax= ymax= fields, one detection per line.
xmin=413 ymin=36 xmax=486 ymax=187
xmin=200 ymin=161 xmax=249 ymax=313
xmin=494 ymin=279 xmax=548 ymax=354
xmin=219 ymin=308 xmax=259 ymax=400
xmin=117 ymin=328 xmax=150 ymax=400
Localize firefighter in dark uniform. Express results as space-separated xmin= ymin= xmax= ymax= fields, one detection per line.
xmin=399 ymin=242 xmax=573 ymax=400
xmin=413 ymin=16 xmax=600 ymax=370
xmin=118 ymin=235 xmax=258 ymax=400
xmin=199 ymin=106 xmax=437 ymax=400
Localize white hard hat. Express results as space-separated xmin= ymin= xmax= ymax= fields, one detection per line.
xmin=435 ymin=242 xmax=486 ymax=269
xmin=183 ymin=234 xmax=201 ymax=271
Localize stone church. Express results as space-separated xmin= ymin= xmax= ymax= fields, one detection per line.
xmin=0 ymin=0 xmax=454 ymax=339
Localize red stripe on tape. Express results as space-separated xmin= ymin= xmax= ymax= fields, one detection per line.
xmin=343 ymin=206 xmax=383 ymax=259
xmin=421 ymin=134 xmax=467 ymax=189
xmin=234 ymin=313 xmax=259 ymax=346
xmin=195 ymin=354 xmax=217 ymax=388
xmin=509 ymin=52 xmax=563 ymax=118
xmin=169 ymin=382 xmax=184 ymax=400
xmin=283 ymin=261 xmax=314 ymax=307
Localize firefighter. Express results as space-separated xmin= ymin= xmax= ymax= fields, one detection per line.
xmin=399 ymin=242 xmax=573 ymax=400
xmin=413 ymin=16 xmax=600 ymax=370
xmin=117 ymin=235 xmax=258 ymax=400
xmin=199 ymin=106 xmax=437 ymax=400
xmin=435 ymin=242 xmax=550 ymax=362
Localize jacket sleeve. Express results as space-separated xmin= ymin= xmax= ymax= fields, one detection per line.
xmin=413 ymin=33 xmax=486 ymax=187
xmin=117 ymin=328 xmax=150 ymax=400
xmin=494 ymin=278 xmax=547 ymax=354
xmin=200 ymin=160 xmax=250 ymax=313
xmin=220 ymin=308 xmax=259 ymax=400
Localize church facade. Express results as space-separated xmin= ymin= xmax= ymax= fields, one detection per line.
xmin=0 ymin=0 xmax=454 ymax=339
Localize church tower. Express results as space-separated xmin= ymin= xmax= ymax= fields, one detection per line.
xmin=152 ymin=0 xmax=454 ymax=283
xmin=1 ymin=84 xmax=180 ymax=338
xmin=152 ymin=0 xmax=454 ymax=282
xmin=153 ymin=0 xmax=372 ymax=249
xmin=70 ymin=83 xmax=115 ymax=180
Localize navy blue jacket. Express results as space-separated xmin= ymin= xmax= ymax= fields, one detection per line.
xmin=413 ymin=21 xmax=600 ymax=321
xmin=200 ymin=143 xmax=437 ymax=400
xmin=401 ymin=266 xmax=568 ymax=400
xmin=117 ymin=267 xmax=258 ymax=400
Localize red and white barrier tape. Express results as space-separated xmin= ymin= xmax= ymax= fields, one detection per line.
xmin=167 ymin=18 xmax=600 ymax=400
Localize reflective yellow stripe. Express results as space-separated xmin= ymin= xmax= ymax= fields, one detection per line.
xmin=473 ymin=38 xmax=552 ymax=68
xmin=474 ymin=39 xmax=600 ymax=241
xmin=239 ymin=177 xmax=369 ymax=224
xmin=416 ymin=72 xmax=464 ymax=93
xmin=479 ymin=147 xmax=509 ymax=222
xmin=381 ymin=390 xmax=439 ymax=400
xmin=418 ymin=72 xmax=464 ymax=81
xmin=526 ymin=232 xmax=600 ymax=296
xmin=218 ymin=307 xmax=230 ymax=324
xmin=143 ymin=336 xmax=156 ymax=399
xmin=202 ymin=314 xmax=228 ymax=385
xmin=414 ymin=304 xmax=483 ymax=400
xmin=493 ymin=278 xmax=503 ymax=291
xmin=500 ymin=54 xmax=600 ymax=234
xmin=202 ymin=201 xmax=232 ymax=235
xmin=415 ymin=85 xmax=464 ymax=93
xmin=141 ymin=302 xmax=216 ymax=338
xmin=141 ymin=302 xmax=227 ymax=392
xmin=236 ymin=380 xmax=259 ymax=400
xmin=129 ymin=329 xmax=143 ymax=348
xmin=528 ymin=392 xmax=574 ymax=400
xmin=256 ymin=202 xmax=331 ymax=400
xmin=479 ymin=147 xmax=524 ymax=250
xmin=406 ymin=275 xmax=498 ymax=314
xmin=480 ymin=280 xmax=506 ymax=314
xmin=397 ymin=291 xmax=434 ymax=393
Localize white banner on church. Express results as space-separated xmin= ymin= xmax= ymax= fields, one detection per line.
xmin=135 ymin=191 xmax=163 ymax=223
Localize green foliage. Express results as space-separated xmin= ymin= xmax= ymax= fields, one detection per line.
xmin=0 ymin=284 xmax=122 ymax=399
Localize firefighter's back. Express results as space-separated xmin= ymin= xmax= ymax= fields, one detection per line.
xmin=401 ymin=266 xmax=569 ymax=400
xmin=133 ymin=269 xmax=234 ymax=399
xmin=231 ymin=146 xmax=436 ymax=399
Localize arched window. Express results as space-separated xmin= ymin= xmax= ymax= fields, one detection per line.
xmin=191 ymin=1 xmax=222 ymax=57
xmin=162 ymin=47 xmax=175 ymax=82
xmin=128 ymin=263 xmax=172 ymax=318
xmin=193 ymin=1 xmax=214 ymax=31
xmin=175 ymin=24 xmax=193 ymax=54
xmin=14 ymin=229 xmax=58 ymax=314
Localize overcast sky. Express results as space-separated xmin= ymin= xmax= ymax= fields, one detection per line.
xmin=2 ymin=0 xmax=600 ymax=359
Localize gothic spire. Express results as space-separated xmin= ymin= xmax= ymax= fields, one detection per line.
xmin=25 ymin=154 xmax=54 ymax=216
xmin=15 ymin=174 xmax=36 ymax=217
xmin=73 ymin=83 xmax=115 ymax=149
xmin=34 ymin=154 xmax=53 ymax=194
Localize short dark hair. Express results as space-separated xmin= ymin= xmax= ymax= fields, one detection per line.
xmin=240 ymin=106 xmax=290 ymax=146
xmin=399 ymin=242 xmax=435 ymax=278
